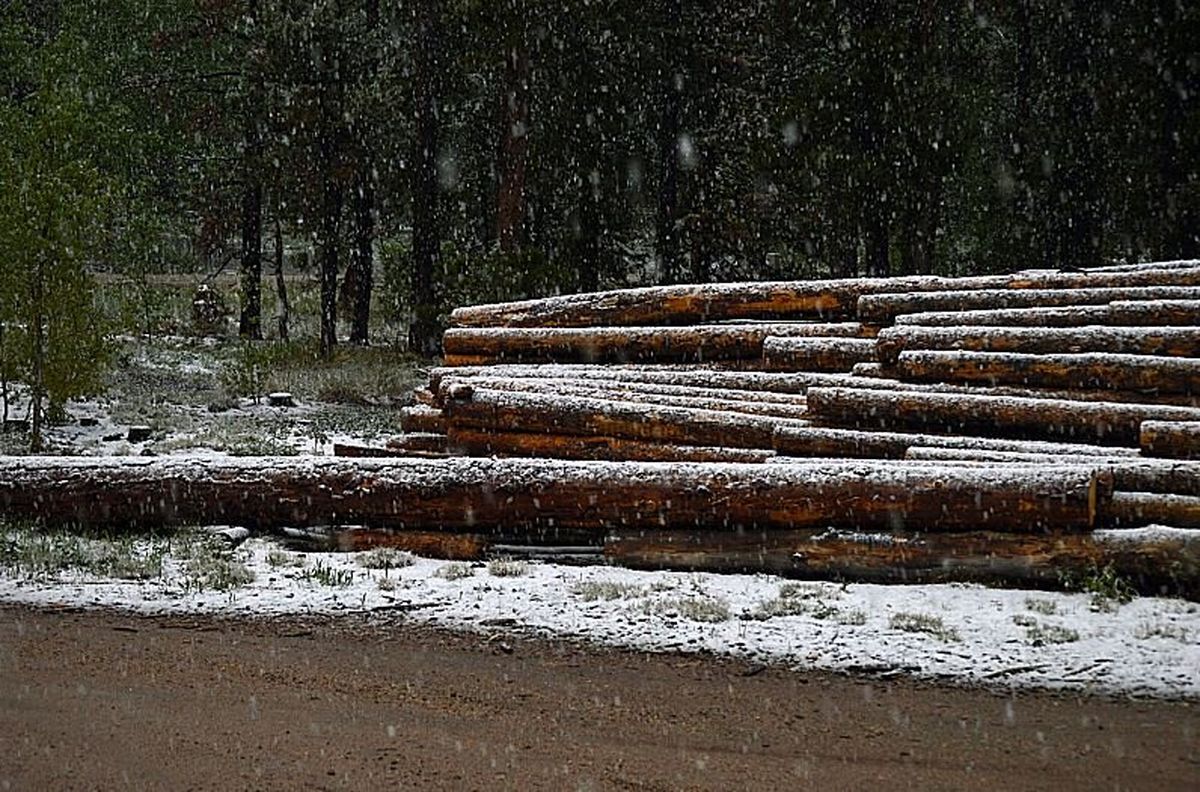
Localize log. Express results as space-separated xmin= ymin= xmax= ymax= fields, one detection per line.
xmin=904 ymin=447 xmax=1135 ymax=465
xmin=442 ymin=323 xmax=872 ymax=366
xmin=427 ymin=364 xmax=847 ymax=395
xmin=279 ymin=527 xmax=490 ymax=559
xmin=881 ymin=458 xmax=1200 ymax=498
xmin=413 ymin=387 xmax=437 ymax=406
xmin=894 ymin=351 xmax=1200 ymax=395
xmin=893 ymin=300 xmax=1200 ymax=328
xmin=1140 ymin=421 xmax=1200 ymax=460
xmin=805 ymin=386 xmax=1200 ymax=445
xmin=332 ymin=442 xmax=396 ymax=458
xmin=437 ymin=378 xmax=809 ymax=420
xmin=386 ymin=433 xmax=449 ymax=454
xmin=1082 ymin=258 xmax=1200 ymax=274
xmin=0 ymin=456 xmax=1108 ymax=534
xmin=876 ymin=325 xmax=1200 ymax=365
xmin=1108 ymin=492 xmax=1200 ymax=528
xmin=773 ymin=426 xmax=1136 ymax=460
xmin=399 ymin=405 xmax=446 ymax=434
xmin=443 ymin=387 xmax=808 ymax=449
xmin=450 ymin=268 xmax=1200 ymax=328
xmin=761 ymin=337 xmax=877 ymax=372
xmin=858 ymin=286 xmax=1200 ymax=325
xmin=604 ymin=527 xmax=1200 ymax=599
xmin=435 ymin=375 xmax=811 ymax=409
xmin=446 ymin=427 xmax=777 ymax=463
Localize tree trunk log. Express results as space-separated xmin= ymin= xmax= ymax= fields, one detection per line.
xmin=446 ymin=427 xmax=777 ymax=463
xmin=894 ymin=351 xmax=1200 ymax=395
xmin=434 ymin=375 xmax=810 ymax=410
xmin=399 ymin=405 xmax=446 ymax=434
xmin=805 ymin=386 xmax=1200 ymax=446
xmin=858 ymin=286 xmax=1200 ymax=325
xmin=761 ymin=337 xmax=877 ymax=372
xmin=443 ymin=388 xmax=807 ymax=449
xmin=449 ymin=267 xmax=1200 ymax=328
xmin=877 ymin=325 xmax=1200 ymax=366
xmin=1108 ymin=492 xmax=1200 ymax=528
xmin=0 ymin=456 xmax=1107 ymax=534
xmin=442 ymin=323 xmax=862 ymax=366
xmin=604 ymin=527 xmax=1199 ymax=599
xmin=774 ymin=426 xmax=1135 ymax=460
xmin=893 ymin=299 xmax=1200 ymax=328
xmin=1141 ymin=421 xmax=1200 ymax=460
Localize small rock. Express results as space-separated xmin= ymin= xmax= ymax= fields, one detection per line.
xmin=127 ymin=426 xmax=153 ymax=443
xmin=140 ymin=447 xmax=156 ymax=457
xmin=267 ymin=392 xmax=295 ymax=408
xmin=78 ymin=417 xmax=100 ymax=427
xmin=101 ymin=432 xmax=123 ymax=442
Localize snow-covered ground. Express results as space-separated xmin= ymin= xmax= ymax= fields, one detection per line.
xmin=2 ymin=535 xmax=1196 ymax=700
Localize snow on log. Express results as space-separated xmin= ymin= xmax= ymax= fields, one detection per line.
xmin=893 ymin=300 xmax=1200 ymax=328
xmin=280 ymin=527 xmax=490 ymax=559
xmin=858 ymin=286 xmax=1200 ymax=325
xmin=773 ymin=425 xmax=1136 ymax=459
xmin=1082 ymin=258 xmax=1200 ymax=274
xmin=1108 ymin=493 xmax=1200 ymax=529
xmin=442 ymin=323 xmax=876 ymax=366
xmin=894 ymin=351 xmax=1200 ymax=395
xmin=386 ymin=433 xmax=450 ymax=454
xmin=805 ymin=386 xmax=1200 ymax=445
xmin=398 ymin=405 xmax=446 ymax=434
xmin=434 ymin=375 xmax=810 ymax=409
xmin=443 ymin=387 xmax=809 ymax=449
xmin=879 ymin=459 xmax=1200 ymax=498
xmin=876 ymin=325 xmax=1200 ymax=365
xmin=446 ymin=427 xmax=777 ymax=463
xmin=449 ymin=268 xmax=1200 ymax=328
xmin=427 ymin=365 xmax=848 ymax=395
xmin=1140 ymin=421 xmax=1200 ymax=460
xmin=604 ymin=527 xmax=1200 ymax=599
xmin=0 ymin=456 xmax=1107 ymax=534
xmin=761 ymin=337 xmax=877 ymax=372
xmin=438 ymin=378 xmax=809 ymax=420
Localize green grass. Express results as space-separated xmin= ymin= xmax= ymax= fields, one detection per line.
xmin=641 ymin=595 xmax=732 ymax=623
xmin=889 ymin=611 xmax=960 ymax=642
xmin=357 ymin=547 xmax=415 ymax=571
xmin=572 ymin=580 xmax=645 ymax=601
xmin=300 ymin=560 xmax=355 ymax=587
xmin=0 ymin=523 xmax=167 ymax=581
xmin=435 ymin=562 xmax=475 ymax=580
xmin=487 ymin=556 xmax=529 ymax=578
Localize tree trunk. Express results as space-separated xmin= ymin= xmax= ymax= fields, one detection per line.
xmin=655 ymin=0 xmax=682 ymax=284
xmin=273 ymin=211 xmax=289 ymax=341
xmin=772 ymin=425 xmax=1134 ymax=460
xmin=1140 ymin=421 xmax=1200 ymax=460
xmin=761 ymin=337 xmax=877 ymax=372
xmin=892 ymin=299 xmax=1200 ymax=328
xmin=238 ymin=0 xmax=263 ymax=340
xmin=318 ymin=175 xmax=342 ymax=356
xmin=348 ymin=162 xmax=374 ymax=345
xmin=0 ymin=456 xmax=1108 ymax=535
xmin=496 ymin=35 xmax=530 ymax=252
xmin=876 ymin=325 xmax=1200 ymax=365
xmin=29 ymin=248 xmax=45 ymax=453
xmin=577 ymin=168 xmax=601 ymax=293
xmin=409 ymin=0 xmax=442 ymax=356
xmin=447 ymin=427 xmax=777 ymax=463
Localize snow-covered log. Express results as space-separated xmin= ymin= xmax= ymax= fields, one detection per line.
xmin=398 ymin=405 xmax=446 ymax=434
xmin=761 ymin=337 xmax=877 ymax=372
xmin=604 ymin=527 xmax=1200 ymax=599
xmin=1140 ymin=421 xmax=1200 ymax=460
xmin=446 ymin=427 xmax=777 ymax=463
xmin=0 ymin=457 xmax=1107 ymax=534
xmin=448 ymin=267 xmax=1200 ymax=328
xmin=1108 ymin=493 xmax=1200 ymax=528
xmin=427 ymin=364 xmax=847 ymax=395
xmin=876 ymin=325 xmax=1200 ymax=365
xmin=443 ymin=387 xmax=808 ymax=449
xmin=893 ymin=300 xmax=1200 ymax=328
xmin=438 ymin=378 xmax=809 ymax=420
xmin=773 ymin=425 xmax=1136 ymax=459
xmin=805 ymin=386 xmax=1200 ymax=445
xmin=442 ymin=323 xmax=872 ymax=366
xmin=858 ymin=286 xmax=1200 ymax=325
xmin=894 ymin=351 xmax=1200 ymax=395
xmin=903 ymin=447 xmax=1135 ymax=465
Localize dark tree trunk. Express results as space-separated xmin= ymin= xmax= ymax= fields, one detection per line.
xmin=30 ymin=241 xmax=46 ymax=453
xmin=1013 ymin=0 xmax=1035 ymax=258
xmin=319 ymin=176 xmax=342 ymax=356
xmin=348 ymin=160 xmax=374 ymax=345
xmin=273 ymin=210 xmax=289 ymax=342
xmin=577 ymin=169 xmax=601 ymax=293
xmin=655 ymin=0 xmax=682 ymax=285
xmin=409 ymin=0 xmax=442 ymax=356
xmin=496 ymin=34 xmax=530 ymax=253
xmin=238 ymin=0 xmax=263 ymax=340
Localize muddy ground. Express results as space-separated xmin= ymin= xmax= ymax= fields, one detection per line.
xmin=0 ymin=605 xmax=1196 ymax=791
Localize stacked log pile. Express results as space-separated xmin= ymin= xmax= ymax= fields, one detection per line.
xmin=378 ymin=259 xmax=1200 ymax=596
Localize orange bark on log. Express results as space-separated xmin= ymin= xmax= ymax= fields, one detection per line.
xmin=399 ymin=405 xmax=446 ymax=434
xmin=1140 ymin=421 xmax=1200 ymax=460
xmin=876 ymin=326 xmax=1200 ymax=366
xmin=447 ymin=427 xmax=777 ymax=463
xmin=761 ymin=337 xmax=877 ymax=372
xmin=894 ymin=300 xmax=1200 ymax=328
xmin=1107 ymin=492 xmax=1200 ymax=528
xmin=773 ymin=426 xmax=1135 ymax=460
xmin=894 ymin=351 xmax=1200 ymax=395
xmin=805 ymin=386 xmax=1200 ymax=445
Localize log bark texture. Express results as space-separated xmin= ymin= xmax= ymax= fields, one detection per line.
xmin=447 ymin=427 xmax=777 ymax=463
xmin=858 ymin=286 xmax=1200 ymax=325
xmin=449 ymin=268 xmax=1200 ymax=328
xmin=1107 ymin=492 xmax=1200 ymax=528
xmin=443 ymin=388 xmax=808 ymax=449
xmin=442 ymin=324 xmax=869 ymax=365
xmin=773 ymin=426 xmax=1136 ymax=460
xmin=604 ymin=527 xmax=1200 ymax=599
xmin=805 ymin=386 xmax=1200 ymax=445
xmin=761 ymin=337 xmax=877 ymax=372
xmin=893 ymin=300 xmax=1200 ymax=328
xmin=894 ymin=351 xmax=1200 ymax=395
xmin=399 ymin=405 xmax=446 ymax=434
xmin=876 ymin=325 xmax=1200 ymax=365
xmin=1141 ymin=421 xmax=1200 ymax=460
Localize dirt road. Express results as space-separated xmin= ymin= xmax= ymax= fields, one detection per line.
xmin=0 ymin=605 xmax=1196 ymax=790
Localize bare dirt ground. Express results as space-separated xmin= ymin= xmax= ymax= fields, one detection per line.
xmin=0 ymin=605 xmax=1196 ymax=791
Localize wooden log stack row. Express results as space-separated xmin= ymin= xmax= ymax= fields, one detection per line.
xmin=328 ymin=258 xmax=1200 ymax=597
